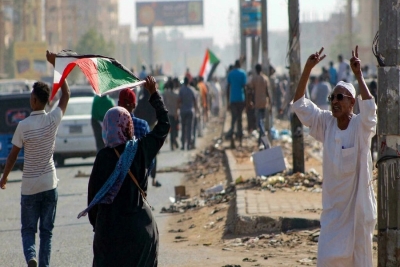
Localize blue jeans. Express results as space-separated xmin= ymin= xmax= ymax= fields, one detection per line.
xmin=255 ymin=108 xmax=266 ymax=144
xmin=21 ymin=188 xmax=58 ymax=267
xmin=229 ymin=102 xmax=245 ymax=139
xmin=180 ymin=111 xmax=194 ymax=149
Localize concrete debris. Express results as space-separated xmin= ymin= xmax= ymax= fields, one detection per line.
xmin=241 ymin=169 xmax=323 ymax=193
xmin=168 ymin=229 xmax=184 ymax=233
xmin=74 ymin=170 xmax=90 ymax=178
xmin=160 ymin=144 xmax=236 ymax=214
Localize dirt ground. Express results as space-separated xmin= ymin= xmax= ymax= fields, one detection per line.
xmin=159 ymin=115 xmax=378 ymax=267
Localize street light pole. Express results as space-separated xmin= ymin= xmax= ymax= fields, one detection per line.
xmin=288 ymin=0 xmax=304 ymax=174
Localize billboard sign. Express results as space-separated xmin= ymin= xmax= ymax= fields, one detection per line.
xmin=241 ymin=1 xmax=261 ymax=37
xmin=136 ymin=1 xmax=203 ymax=27
xmin=13 ymin=42 xmax=48 ymax=80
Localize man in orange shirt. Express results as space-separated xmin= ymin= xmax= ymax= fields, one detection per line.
xmin=197 ymin=76 xmax=209 ymax=123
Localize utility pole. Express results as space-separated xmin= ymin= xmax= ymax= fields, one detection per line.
xmin=148 ymin=25 xmax=153 ymax=71
xmin=261 ymin=0 xmax=269 ymax=76
xmin=0 ymin=0 xmax=4 ymax=76
xmin=288 ymin=0 xmax=304 ymax=173
xmin=377 ymin=1 xmax=400 ymax=265
xmin=346 ymin=0 xmax=353 ymax=52
xmin=239 ymin=0 xmax=246 ymax=60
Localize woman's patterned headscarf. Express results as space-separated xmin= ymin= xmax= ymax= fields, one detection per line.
xmin=102 ymin=106 xmax=133 ymax=148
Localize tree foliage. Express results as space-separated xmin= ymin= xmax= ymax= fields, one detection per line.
xmin=70 ymin=29 xmax=115 ymax=83
xmin=75 ymin=28 xmax=114 ymax=56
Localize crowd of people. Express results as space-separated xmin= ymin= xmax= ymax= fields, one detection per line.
xmin=0 ymin=45 xmax=379 ymax=267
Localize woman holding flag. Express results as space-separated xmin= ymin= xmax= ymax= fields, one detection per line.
xmin=77 ymin=76 xmax=169 ymax=267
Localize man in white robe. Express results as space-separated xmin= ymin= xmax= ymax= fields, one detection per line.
xmin=291 ymin=46 xmax=377 ymax=267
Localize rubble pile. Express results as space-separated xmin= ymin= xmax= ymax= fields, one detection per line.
xmin=237 ymin=168 xmax=323 ymax=193
xmin=160 ymin=140 xmax=236 ymax=214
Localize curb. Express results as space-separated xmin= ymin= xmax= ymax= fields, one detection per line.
xmin=224 ymin=146 xmax=320 ymax=235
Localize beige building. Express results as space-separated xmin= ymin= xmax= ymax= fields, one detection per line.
xmin=0 ymin=0 xmax=133 ymax=78
xmin=356 ymin=0 xmax=379 ymax=71
xmin=45 ymin=0 xmax=121 ymax=56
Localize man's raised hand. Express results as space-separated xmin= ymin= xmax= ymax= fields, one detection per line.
xmin=305 ymin=47 xmax=326 ymax=71
xmin=46 ymin=50 xmax=56 ymax=67
xmin=350 ymin=45 xmax=362 ymax=76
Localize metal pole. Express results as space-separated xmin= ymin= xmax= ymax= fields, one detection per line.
xmin=261 ymin=0 xmax=269 ymax=76
xmin=148 ymin=25 xmax=153 ymax=72
xmin=377 ymin=1 xmax=400 ymax=265
xmin=288 ymin=0 xmax=304 ymax=173
xmin=0 ymin=0 xmax=4 ymax=76
xmin=347 ymin=0 xmax=353 ymax=52
xmin=239 ymin=0 xmax=246 ymax=60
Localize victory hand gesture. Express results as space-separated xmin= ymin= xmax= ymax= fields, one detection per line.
xmin=350 ymin=45 xmax=362 ymax=77
xmin=305 ymin=47 xmax=326 ymax=71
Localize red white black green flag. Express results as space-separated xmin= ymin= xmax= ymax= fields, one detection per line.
xmin=51 ymin=50 xmax=143 ymax=100
xmin=199 ymin=49 xmax=220 ymax=82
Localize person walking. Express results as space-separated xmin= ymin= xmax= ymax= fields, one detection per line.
xmin=77 ymin=76 xmax=168 ymax=267
xmin=209 ymin=76 xmax=222 ymax=116
xmin=118 ymin=88 xmax=161 ymax=187
xmin=197 ymin=76 xmax=209 ymax=123
xmin=162 ymin=78 xmax=180 ymax=150
xmin=248 ymin=63 xmax=272 ymax=145
xmin=0 ymin=51 xmax=70 ymax=267
xmin=178 ymin=77 xmax=197 ymax=150
xmin=337 ymin=54 xmax=350 ymax=82
xmin=291 ymin=46 xmax=376 ymax=267
xmin=91 ymin=94 xmax=115 ymax=152
xmin=310 ymin=75 xmax=332 ymax=110
xmin=328 ymin=61 xmax=338 ymax=87
xmin=227 ymin=60 xmax=247 ymax=148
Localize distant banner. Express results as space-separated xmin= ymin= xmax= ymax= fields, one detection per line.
xmin=14 ymin=42 xmax=48 ymax=80
xmin=241 ymin=1 xmax=261 ymax=37
xmin=136 ymin=1 xmax=203 ymax=27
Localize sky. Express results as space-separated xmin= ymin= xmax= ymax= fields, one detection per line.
xmin=118 ymin=0 xmax=345 ymax=47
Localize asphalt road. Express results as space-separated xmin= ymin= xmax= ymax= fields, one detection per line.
xmin=0 ymin=142 xmax=196 ymax=267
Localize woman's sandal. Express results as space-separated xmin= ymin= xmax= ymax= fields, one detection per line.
xmin=152 ymin=181 xmax=162 ymax=187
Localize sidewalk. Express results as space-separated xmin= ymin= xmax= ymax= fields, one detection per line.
xmin=223 ymin=112 xmax=322 ymax=235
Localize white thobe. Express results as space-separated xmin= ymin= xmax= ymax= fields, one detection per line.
xmin=292 ymin=96 xmax=377 ymax=267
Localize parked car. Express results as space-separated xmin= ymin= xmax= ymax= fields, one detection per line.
xmin=0 ymin=79 xmax=36 ymax=94
xmin=53 ymin=97 xmax=97 ymax=166
xmin=49 ymin=84 xmax=95 ymax=111
xmin=0 ymin=92 xmax=31 ymax=172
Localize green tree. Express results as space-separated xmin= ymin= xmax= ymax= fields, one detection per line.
xmin=70 ymin=29 xmax=115 ymax=83
xmin=75 ymin=28 xmax=114 ymax=56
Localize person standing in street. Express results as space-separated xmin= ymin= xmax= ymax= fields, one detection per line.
xmin=78 ymin=76 xmax=169 ymax=267
xmin=0 ymin=51 xmax=70 ymax=267
xmin=310 ymin=75 xmax=332 ymax=110
xmin=178 ymin=77 xmax=197 ymax=150
xmin=209 ymin=76 xmax=222 ymax=117
xmin=328 ymin=61 xmax=338 ymax=87
xmin=227 ymin=59 xmax=247 ymax=148
xmin=91 ymin=94 xmax=115 ymax=152
xmin=337 ymin=54 xmax=350 ymax=82
xmin=118 ymin=88 xmax=161 ymax=187
xmin=139 ymin=65 xmax=147 ymax=80
xmin=248 ymin=63 xmax=272 ymax=145
xmin=197 ymin=76 xmax=209 ymax=124
xmin=163 ymin=78 xmax=180 ymax=150
xmin=291 ymin=46 xmax=376 ymax=267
